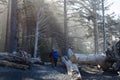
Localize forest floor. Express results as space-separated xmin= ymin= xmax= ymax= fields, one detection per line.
xmin=80 ymin=65 xmax=120 ymax=80
xmin=0 ymin=62 xmax=120 ymax=80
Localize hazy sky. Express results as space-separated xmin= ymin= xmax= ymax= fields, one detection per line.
xmin=108 ymin=0 xmax=120 ymax=17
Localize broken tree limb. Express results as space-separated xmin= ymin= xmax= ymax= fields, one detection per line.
xmin=61 ymin=56 xmax=82 ymax=80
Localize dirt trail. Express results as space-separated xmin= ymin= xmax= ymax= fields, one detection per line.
xmin=0 ymin=63 xmax=71 ymax=80
xmin=0 ymin=63 xmax=120 ymax=80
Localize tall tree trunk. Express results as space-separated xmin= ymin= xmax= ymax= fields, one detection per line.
xmin=9 ymin=0 xmax=17 ymax=53
xmin=34 ymin=21 xmax=39 ymax=58
xmin=5 ymin=0 xmax=11 ymax=51
xmin=93 ymin=0 xmax=99 ymax=54
xmin=64 ymin=0 xmax=68 ymax=54
xmin=102 ymin=0 xmax=107 ymax=52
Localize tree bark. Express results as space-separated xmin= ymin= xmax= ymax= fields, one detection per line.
xmin=0 ymin=60 xmax=29 ymax=69
xmin=0 ymin=52 xmax=31 ymax=68
xmin=71 ymin=54 xmax=106 ymax=64
xmin=70 ymin=53 xmax=108 ymax=70
xmin=61 ymin=56 xmax=82 ymax=80
xmin=9 ymin=0 xmax=18 ymax=53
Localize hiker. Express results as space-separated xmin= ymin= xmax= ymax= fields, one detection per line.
xmin=115 ymin=38 xmax=120 ymax=55
xmin=49 ymin=49 xmax=59 ymax=67
xmin=52 ymin=49 xmax=59 ymax=67
xmin=117 ymin=38 xmax=120 ymax=53
xmin=49 ymin=51 xmax=54 ymax=67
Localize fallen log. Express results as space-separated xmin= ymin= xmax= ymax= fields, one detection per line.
xmin=71 ymin=54 xmax=106 ymax=65
xmin=0 ymin=51 xmax=45 ymax=69
xmin=70 ymin=53 xmax=110 ymax=70
xmin=0 ymin=54 xmax=31 ymax=65
xmin=0 ymin=52 xmax=9 ymax=56
xmin=61 ymin=56 xmax=72 ymax=75
xmin=67 ymin=48 xmax=113 ymax=71
xmin=67 ymin=48 xmax=106 ymax=66
xmin=62 ymin=56 xmax=82 ymax=80
xmin=0 ymin=60 xmax=29 ymax=70
xmin=0 ymin=52 xmax=32 ymax=69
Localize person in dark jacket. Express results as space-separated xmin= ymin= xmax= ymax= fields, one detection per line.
xmin=49 ymin=49 xmax=59 ymax=67
xmin=114 ymin=38 xmax=120 ymax=55
xmin=49 ymin=51 xmax=54 ymax=67
xmin=52 ymin=50 xmax=59 ymax=67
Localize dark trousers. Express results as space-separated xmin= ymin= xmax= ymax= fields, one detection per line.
xmin=54 ymin=58 xmax=58 ymax=67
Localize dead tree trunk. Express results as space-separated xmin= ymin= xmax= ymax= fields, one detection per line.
xmin=9 ymin=0 xmax=18 ymax=53
xmin=70 ymin=53 xmax=108 ymax=71
xmin=61 ymin=56 xmax=82 ymax=80
xmin=63 ymin=46 xmax=120 ymax=79
xmin=67 ymin=48 xmax=110 ymax=71
xmin=0 ymin=60 xmax=29 ymax=69
xmin=70 ymin=54 xmax=106 ymax=66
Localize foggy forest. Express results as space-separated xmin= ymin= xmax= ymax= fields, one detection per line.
xmin=0 ymin=0 xmax=120 ymax=80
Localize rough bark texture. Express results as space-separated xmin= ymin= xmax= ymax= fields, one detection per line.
xmin=61 ymin=56 xmax=82 ymax=80
xmin=0 ymin=60 xmax=29 ymax=69
xmin=0 ymin=51 xmax=45 ymax=69
xmin=71 ymin=54 xmax=106 ymax=66
xmin=0 ymin=52 xmax=31 ymax=69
